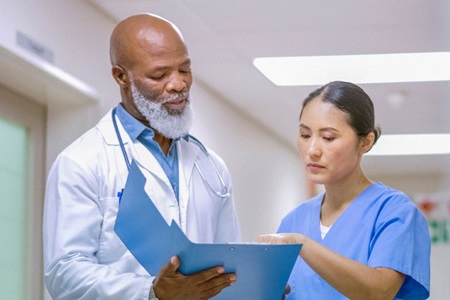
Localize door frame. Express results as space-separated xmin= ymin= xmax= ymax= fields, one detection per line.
xmin=0 ymin=84 xmax=46 ymax=299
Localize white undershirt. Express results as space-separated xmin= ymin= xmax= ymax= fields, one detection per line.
xmin=320 ymin=222 xmax=332 ymax=239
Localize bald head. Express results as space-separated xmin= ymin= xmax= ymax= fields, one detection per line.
xmin=110 ymin=14 xmax=186 ymax=68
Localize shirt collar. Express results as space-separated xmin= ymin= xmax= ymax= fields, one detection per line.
xmin=115 ymin=104 xmax=148 ymax=141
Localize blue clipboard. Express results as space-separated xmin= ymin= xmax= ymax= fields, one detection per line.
xmin=114 ymin=161 xmax=302 ymax=300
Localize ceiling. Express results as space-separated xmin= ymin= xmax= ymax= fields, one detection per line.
xmin=86 ymin=0 xmax=450 ymax=176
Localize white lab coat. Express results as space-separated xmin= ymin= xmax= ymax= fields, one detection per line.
xmin=43 ymin=110 xmax=241 ymax=300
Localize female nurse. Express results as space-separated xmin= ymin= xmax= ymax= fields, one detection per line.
xmin=257 ymin=81 xmax=430 ymax=299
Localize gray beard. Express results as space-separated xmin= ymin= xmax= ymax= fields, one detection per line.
xmin=131 ymin=82 xmax=193 ymax=139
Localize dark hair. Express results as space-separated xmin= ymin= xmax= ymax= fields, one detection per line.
xmin=300 ymin=81 xmax=381 ymax=146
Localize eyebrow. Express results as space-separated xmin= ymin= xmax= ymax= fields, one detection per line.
xmin=299 ymin=124 xmax=339 ymax=133
xmin=150 ymin=58 xmax=191 ymax=72
xmin=181 ymin=58 xmax=192 ymax=66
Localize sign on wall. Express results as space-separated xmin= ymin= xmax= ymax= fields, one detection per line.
xmin=413 ymin=192 xmax=450 ymax=245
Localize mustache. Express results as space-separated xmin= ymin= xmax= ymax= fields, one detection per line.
xmin=161 ymin=92 xmax=190 ymax=104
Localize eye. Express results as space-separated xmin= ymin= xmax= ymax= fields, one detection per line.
xmin=323 ymin=136 xmax=335 ymax=142
xmin=149 ymin=73 xmax=165 ymax=80
xmin=299 ymin=133 xmax=311 ymax=139
xmin=179 ymin=68 xmax=192 ymax=75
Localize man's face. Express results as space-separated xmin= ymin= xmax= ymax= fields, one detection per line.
xmin=130 ymin=79 xmax=193 ymax=139
xmin=128 ymin=26 xmax=193 ymax=111
xmin=116 ymin=22 xmax=194 ymax=136
xmin=129 ymin=34 xmax=193 ymax=138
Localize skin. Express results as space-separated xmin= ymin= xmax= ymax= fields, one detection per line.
xmin=257 ymin=97 xmax=406 ymax=300
xmin=110 ymin=14 xmax=236 ymax=299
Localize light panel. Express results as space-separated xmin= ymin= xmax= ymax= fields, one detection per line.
xmin=253 ymin=52 xmax=450 ymax=86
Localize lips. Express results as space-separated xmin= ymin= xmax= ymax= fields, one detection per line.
xmin=164 ymin=98 xmax=186 ymax=111
xmin=307 ymin=163 xmax=325 ymax=172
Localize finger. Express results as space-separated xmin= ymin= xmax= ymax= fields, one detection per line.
xmin=199 ymin=274 xmax=237 ymax=299
xmin=255 ymin=235 xmax=270 ymax=243
xmin=187 ymin=265 xmax=226 ymax=285
xmin=256 ymin=234 xmax=277 ymax=243
xmin=170 ymin=256 xmax=180 ymax=269
xmin=205 ymin=273 xmax=237 ymax=289
xmin=158 ymin=256 xmax=180 ymax=276
xmin=284 ymin=283 xmax=291 ymax=295
xmin=201 ymin=282 xmax=233 ymax=299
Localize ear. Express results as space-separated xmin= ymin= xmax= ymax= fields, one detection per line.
xmin=360 ymin=132 xmax=375 ymax=154
xmin=111 ymin=65 xmax=129 ymax=88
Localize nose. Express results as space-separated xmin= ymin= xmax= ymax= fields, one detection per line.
xmin=166 ymin=72 xmax=187 ymax=92
xmin=306 ymin=138 xmax=321 ymax=157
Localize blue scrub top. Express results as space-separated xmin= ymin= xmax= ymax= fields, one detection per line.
xmin=278 ymin=182 xmax=430 ymax=300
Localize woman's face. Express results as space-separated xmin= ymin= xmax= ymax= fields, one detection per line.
xmin=297 ymin=97 xmax=367 ymax=185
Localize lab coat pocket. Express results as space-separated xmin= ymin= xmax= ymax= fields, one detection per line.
xmin=98 ymin=196 xmax=128 ymax=264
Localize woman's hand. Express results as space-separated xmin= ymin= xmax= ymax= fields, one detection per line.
xmin=256 ymin=233 xmax=304 ymax=245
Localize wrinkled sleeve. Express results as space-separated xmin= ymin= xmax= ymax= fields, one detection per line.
xmin=368 ymin=195 xmax=430 ymax=300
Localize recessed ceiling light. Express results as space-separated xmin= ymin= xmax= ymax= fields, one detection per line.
xmin=253 ymin=52 xmax=450 ymax=86
xmin=366 ymin=134 xmax=450 ymax=156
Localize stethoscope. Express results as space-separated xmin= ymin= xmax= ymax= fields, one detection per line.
xmin=112 ymin=107 xmax=231 ymax=198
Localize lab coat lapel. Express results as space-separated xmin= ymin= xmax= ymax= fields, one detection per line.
xmin=101 ymin=110 xmax=174 ymax=192
xmin=132 ymin=141 xmax=174 ymax=192
xmin=177 ymin=138 xmax=200 ymax=230
xmin=178 ymin=138 xmax=198 ymax=196
xmin=98 ymin=109 xmax=124 ymax=146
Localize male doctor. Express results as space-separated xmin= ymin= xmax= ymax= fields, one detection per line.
xmin=43 ymin=14 xmax=241 ymax=300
